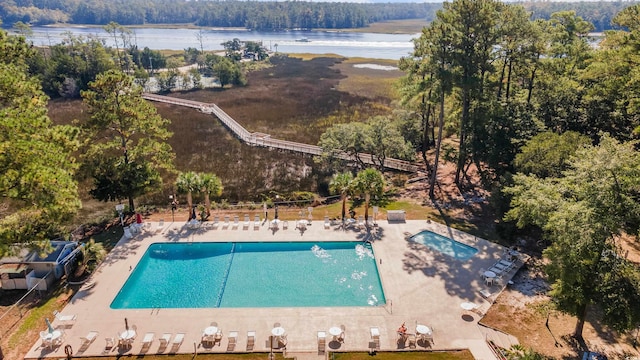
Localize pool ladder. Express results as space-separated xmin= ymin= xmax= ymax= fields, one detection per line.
xmin=215 ymin=243 xmax=235 ymax=307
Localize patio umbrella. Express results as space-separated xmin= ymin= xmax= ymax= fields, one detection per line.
xmin=45 ymin=318 xmax=54 ymax=333
xmin=125 ymin=318 xmax=129 ymax=330
xmin=136 ymin=213 xmax=142 ymax=224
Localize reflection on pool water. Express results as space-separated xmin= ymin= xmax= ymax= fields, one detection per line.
xmin=110 ymin=241 xmax=386 ymax=309
xmin=411 ymin=231 xmax=478 ymax=260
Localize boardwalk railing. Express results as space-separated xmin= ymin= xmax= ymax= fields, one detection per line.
xmin=143 ymin=93 xmax=421 ymax=173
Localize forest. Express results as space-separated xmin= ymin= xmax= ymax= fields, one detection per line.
xmin=0 ymin=0 xmax=638 ymax=31
xmin=396 ymin=0 xmax=640 ymax=340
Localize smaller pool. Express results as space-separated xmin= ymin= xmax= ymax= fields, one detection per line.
xmin=411 ymin=231 xmax=478 ymax=260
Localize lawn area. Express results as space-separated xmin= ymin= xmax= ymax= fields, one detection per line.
xmin=334 ymin=350 xmax=474 ymax=360
xmin=62 ymin=350 xmax=474 ymax=360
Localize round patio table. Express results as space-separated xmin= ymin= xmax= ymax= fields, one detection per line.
xmin=483 ymin=270 xmax=496 ymax=279
xmin=120 ymin=329 xmax=136 ymax=340
xmin=272 ymin=327 xmax=286 ymax=337
xmin=329 ymin=326 xmax=342 ymax=341
xmin=460 ymin=302 xmax=477 ymax=311
xmin=44 ymin=330 xmax=63 ymax=342
xmin=204 ymin=326 xmax=218 ymax=336
xmin=416 ymin=325 xmax=431 ymax=335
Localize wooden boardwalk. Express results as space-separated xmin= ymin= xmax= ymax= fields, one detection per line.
xmin=143 ymin=93 xmax=421 ymax=173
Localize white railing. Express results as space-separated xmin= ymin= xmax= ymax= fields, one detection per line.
xmin=143 ymin=94 xmax=421 ymax=173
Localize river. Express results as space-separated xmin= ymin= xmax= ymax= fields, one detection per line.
xmin=27 ymin=26 xmax=420 ymax=60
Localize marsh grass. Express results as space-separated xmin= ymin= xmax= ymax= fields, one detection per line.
xmin=288 ymin=52 xmax=344 ymax=61
xmin=346 ymin=19 xmax=429 ymax=34
xmin=331 ymin=58 xmax=402 ymax=101
xmin=47 ymin=56 xmax=418 ymax=217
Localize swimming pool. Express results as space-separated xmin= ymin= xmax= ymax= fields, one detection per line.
xmin=410 ymin=231 xmax=478 ymax=260
xmin=110 ymin=242 xmax=386 ymax=309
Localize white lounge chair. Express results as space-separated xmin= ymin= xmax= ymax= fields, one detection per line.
xmin=492 ymin=261 xmax=511 ymax=272
xmin=222 ymin=216 xmax=230 ymax=229
xmin=53 ymin=310 xmax=77 ymax=325
xmin=243 ymin=215 xmax=250 ymax=230
xmin=155 ymin=219 xmax=165 ymax=233
xmin=232 ymin=215 xmax=240 ymax=229
xmin=79 ymin=330 xmax=98 ymax=350
xmin=282 ymin=220 xmax=288 ymax=230
xmin=479 ymin=289 xmax=494 ymax=300
xmin=104 ymin=337 xmax=115 ymax=351
xmin=187 ymin=219 xmax=200 ymax=229
xmin=370 ymin=327 xmax=380 ymax=343
xmin=141 ymin=332 xmax=154 ymax=350
xmin=324 ymin=216 xmax=330 ymax=229
xmin=253 ymin=215 xmax=261 ymax=230
xmin=317 ymin=331 xmax=326 ymax=354
xmin=212 ymin=216 xmax=220 ymax=229
xmin=296 ymin=220 xmax=306 ymax=230
xmin=227 ymin=331 xmax=238 ymax=351
xmin=171 ymin=333 xmax=185 ymax=351
xmin=357 ymin=215 xmax=365 ymax=229
xmin=246 ymin=331 xmax=255 ymax=351
xmin=158 ymin=333 xmax=171 ymax=351
xmin=40 ymin=331 xmax=53 ymax=349
xmin=369 ymin=327 xmax=380 ymax=353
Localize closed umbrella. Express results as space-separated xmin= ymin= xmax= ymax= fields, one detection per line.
xmin=45 ymin=318 xmax=54 ymax=333
xmin=125 ymin=318 xmax=129 ymax=330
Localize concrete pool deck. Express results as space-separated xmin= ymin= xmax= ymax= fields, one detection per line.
xmin=25 ymin=218 xmax=522 ymax=360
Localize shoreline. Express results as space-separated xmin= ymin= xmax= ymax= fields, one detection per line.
xmin=14 ymin=19 xmax=425 ymax=35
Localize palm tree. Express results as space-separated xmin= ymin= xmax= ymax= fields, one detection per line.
xmin=76 ymin=239 xmax=106 ymax=276
xmin=176 ymin=171 xmax=201 ymax=220
xmin=329 ymin=172 xmax=354 ymax=223
xmin=200 ymin=173 xmax=223 ymax=220
xmin=353 ymin=168 xmax=385 ymax=222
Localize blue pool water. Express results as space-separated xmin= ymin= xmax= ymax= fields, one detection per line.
xmin=110 ymin=242 xmax=386 ymax=309
xmin=411 ymin=231 xmax=478 ymax=260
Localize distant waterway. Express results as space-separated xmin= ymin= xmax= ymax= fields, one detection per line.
xmin=25 ymin=26 xmax=419 ymax=60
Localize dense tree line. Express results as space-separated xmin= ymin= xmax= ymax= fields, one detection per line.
xmin=1 ymin=0 xmax=638 ymax=31
xmin=396 ymin=0 xmax=640 ymax=340
xmin=0 ymin=0 xmax=439 ymax=30
xmin=521 ymin=1 xmax=638 ymax=32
